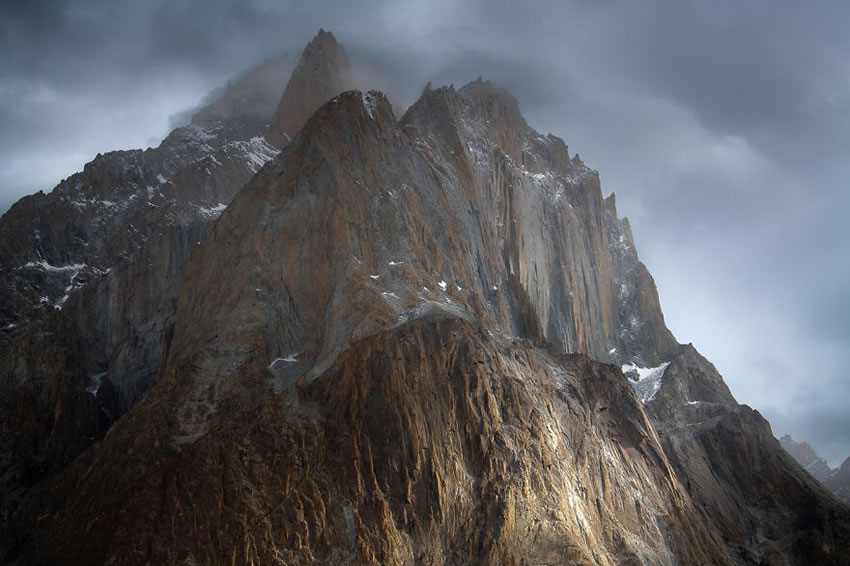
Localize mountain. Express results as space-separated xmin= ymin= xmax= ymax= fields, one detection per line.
xmin=780 ymin=435 xmax=850 ymax=504
xmin=267 ymin=29 xmax=355 ymax=147
xmin=826 ymin=458 xmax=850 ymax=505
xmin=1 ymin=30 xmax=849 ymax=565
xmin=780 ymin=434 xmax=837 ymax=483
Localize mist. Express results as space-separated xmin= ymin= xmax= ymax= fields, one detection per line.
xmin=2 ymin=0 xmax=849 ymax=465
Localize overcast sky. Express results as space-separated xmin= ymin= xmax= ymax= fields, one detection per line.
xmin=2 ymin=0 xmax=849 ymax=465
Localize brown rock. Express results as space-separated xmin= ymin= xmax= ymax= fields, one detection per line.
xmin=267 ymin=29 xmax=355 ymax=147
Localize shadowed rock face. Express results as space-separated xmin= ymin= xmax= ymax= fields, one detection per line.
xmin=645 ymin=346 xmax=849 ymax=563
xmin=0 ymin=31 xmax=360 ymax=525
xmin=826 ymin=458 xmax=850 ymax=505
xmin=781 ymin=435 xmax=850 ymax=505
xmin=780 ymin=434 xmax=836 ymax=483
xmin=267 ymin=29 xmax=355 ymax=147
xmin=0 ymin=56 xmax=284 ymax=525
xmin=2 ymin=31 xmax=850 ymax=566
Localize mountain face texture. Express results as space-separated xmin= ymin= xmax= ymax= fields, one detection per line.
xmin=780 ymin=435 xmax=850 ymax=505
xmin=0 ymin=51 xmax=285 ymax=523
xmin=267 ymin=29 xmax=355 ymax=148
xmin=2 ymin=31 xmax=849 ymax=565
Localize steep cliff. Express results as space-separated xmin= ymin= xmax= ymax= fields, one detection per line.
xmin=0 ymin=30 xmax=355 ymax=531
xmin=826 ymin=458 xmax=850 ymax=505
xmin=1 ymin=31 xmax=849 ymax=565
xmin=0 ymin=55 xmax=287 ymax=524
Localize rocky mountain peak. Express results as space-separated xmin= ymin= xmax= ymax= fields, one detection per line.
xmin=779 ymin=434 xmax=833 ymax=481
xmin=267 ymin=29 xmax=355 ymax=147
xmin=458 ymin=78 xmax=528 ymax=161
xmin=2 ymin=29 xmax=850 ymax=566
xmin=779 ymin=434 xmax=850 ymax=504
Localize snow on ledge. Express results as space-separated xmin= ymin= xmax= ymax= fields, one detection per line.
xmin=269 ymin=353 xmax=300 ymax=368
xmin=622 ymin=361 xmax=670 ymax=404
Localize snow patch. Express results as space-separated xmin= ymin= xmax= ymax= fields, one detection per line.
xmin=23 ymin=261 xmax=86 ymax=310
xmin=269 ymin=353 xmax=300 ymax=367
xmin=198 ymin=203 xmax=227 ymax=217
xmin=622 ymin=361 xmax=671 ymax=403
xmin=437 ymin=280 xmax=447 ymax=291
xmin=87 ymin=372 xmax=106 ymax=396
xmin=233 ymin=137 xmax=279 ymax=173
xmin=22 ymin=260 xmax=87 ymax=273
xmin=395 ymin=298 xmax=472 ymax=327
xmin=361 ymin=91 xmax=376 ymax=120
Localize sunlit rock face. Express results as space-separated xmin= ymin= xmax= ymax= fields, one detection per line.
xmin=1 ymin=30 xmax=849 ymax=566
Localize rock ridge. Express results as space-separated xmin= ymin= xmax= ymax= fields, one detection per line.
xmin=0 ymin=31 xmax=848 ymax=566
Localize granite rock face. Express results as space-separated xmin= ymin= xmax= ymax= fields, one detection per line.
xmin=0 ymin=29 xmax=350 ymax=532
xmin=0 ymin=53 xmax=288 ymax=523
xmin=2 ymin=30 xmax=849 ymax=565
xmin=267 ymin=29 xmax=355 ymax=147
xmin=645 ymin=346 xmax=848 ymax=563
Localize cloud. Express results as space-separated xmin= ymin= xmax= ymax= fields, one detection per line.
xmin=1 ymin=0 xmax=849 ymax=466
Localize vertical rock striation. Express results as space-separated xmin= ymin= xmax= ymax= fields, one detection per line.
xmin=267 ymin=29 xmax=355 ymax=147
xmin=1 ymin=30 xmax=848 ymax=566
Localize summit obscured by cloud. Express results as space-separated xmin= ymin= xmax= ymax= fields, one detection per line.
xmin=2 ymin=0 xmax=849 ymax=464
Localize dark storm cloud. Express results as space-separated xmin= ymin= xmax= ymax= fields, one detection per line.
xmin=2 ymin=0 xmax=849 ymax=464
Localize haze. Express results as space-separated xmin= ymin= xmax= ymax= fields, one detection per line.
xmin=2 ymin=0 xmax=848 ymax=465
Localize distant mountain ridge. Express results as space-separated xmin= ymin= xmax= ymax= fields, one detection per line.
xmin=0 ymin=29 xmax=848 ymax=565
xmin=780 ymin=434 xmax=850 ymax=505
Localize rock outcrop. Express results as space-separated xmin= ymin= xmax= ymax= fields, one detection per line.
xmin=0 ymin=32 xmax=369 ymax=527
xmin=4 ymin=317 xmax=737 ymax=565
xmin=1 ymin=30 xmax=849 ymax=565
xmin=0 ymin=53 xmax=294 ymax=526
xmin=267 ymin=29 xmax=355 ymax=147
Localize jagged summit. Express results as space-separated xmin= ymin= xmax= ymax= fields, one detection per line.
xmin=190 ymin=53 xmax=293 ymax=129
xmin=780 ymin=434 xmax=835 ymax=482
xmin=267 ymin=29 xmax=355 ymax=147
xmin=780 ymin=434 xmax=850 ymax=504
xmin=1 ymin=29 xmax=849 ymax=566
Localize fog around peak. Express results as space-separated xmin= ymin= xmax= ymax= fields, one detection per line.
xmin=2 ymin=0 xmax=849 ymax=465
